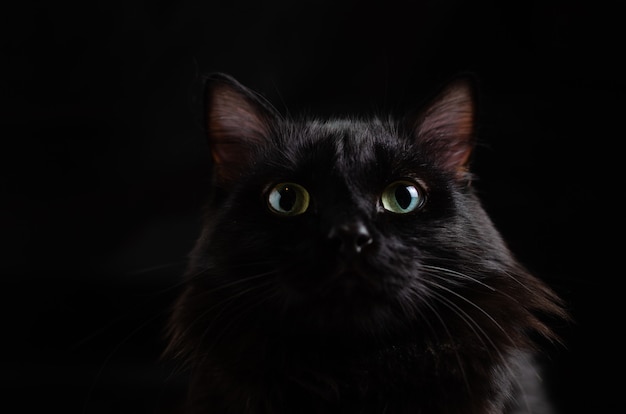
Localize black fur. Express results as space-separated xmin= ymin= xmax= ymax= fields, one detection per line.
xmin=166 ymin=73 xmax=567 ymax=413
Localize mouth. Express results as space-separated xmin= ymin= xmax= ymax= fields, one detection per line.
xmin=312 ymin=261 xmax=387 ymax=303
xmin=280 ymin=257 xmax=392 ymax=313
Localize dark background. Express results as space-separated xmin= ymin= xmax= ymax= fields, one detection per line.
xmin=1 ymin=1 xmax=622 ymax=413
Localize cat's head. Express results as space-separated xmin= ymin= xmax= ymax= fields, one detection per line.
xmin=169 ymin=73 xmax=565 ymax=357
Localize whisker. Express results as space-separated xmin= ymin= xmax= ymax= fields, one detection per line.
xmin=192 ymin=280 xmax=280 ymax=368
xmin=181 ymin=269 xmax=280 ymax=302
xmin=422 ymin=264 xmax=524 ymax=311
xmin=427 ymin=288 xmax=493 ymax=351
xmin=501 ymin=269 xmax=535 ymax=292
xmin=182 ymin=259 xmax=281 ymax=283
xmin=173 ymin=272 xmax=280 ymax=361
xmin=426 ymin=279 xmax=509 ymax=338
xmin=418 ymin=294 xmax=471 ymax=393
xmin=421 ymin=264 xmax=496 ymax=291
xmin=425 ymin=280 xmax=529 ymax=402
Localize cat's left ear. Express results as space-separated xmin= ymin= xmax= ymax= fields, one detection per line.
xmin=409 ymin=76 xmax=477 ymax=181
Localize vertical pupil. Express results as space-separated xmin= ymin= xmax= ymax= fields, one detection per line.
xmin=395 ymin=185 xmax=412 ymax=209
xmin=279 ymin=186 xmax=297 ymax=210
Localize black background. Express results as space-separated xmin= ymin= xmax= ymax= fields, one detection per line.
xmin=1 ymin=1 xmax=622 ymax=413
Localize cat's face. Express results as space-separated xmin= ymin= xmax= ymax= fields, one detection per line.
xmin=169 ymin=74 xmax=562 ymax=355
xmin=206 ymin=119 xmax=488 ymax=335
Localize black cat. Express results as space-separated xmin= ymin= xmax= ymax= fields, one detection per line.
xmin=166 ymin=73 xmax=567 ymax=413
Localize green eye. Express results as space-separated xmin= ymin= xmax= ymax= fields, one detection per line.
xmin=267 ymin=182 xmax=310 ymax=216
xmin=381 ymin=180 xmax=425 ymax=214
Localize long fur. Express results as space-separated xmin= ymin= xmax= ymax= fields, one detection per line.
xmin=165 ymin=73 xmax=567 ymax=414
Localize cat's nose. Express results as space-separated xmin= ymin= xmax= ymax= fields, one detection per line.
xmin=328 ymin=221 xmax=373 ymax=258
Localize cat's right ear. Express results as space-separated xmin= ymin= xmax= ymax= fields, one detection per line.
xmin=204 ymin=73 xmax=278 ymax=185
xmin=406 ymin=75 xmax=477 ymax=182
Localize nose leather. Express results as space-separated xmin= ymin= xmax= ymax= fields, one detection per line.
xmin=327 ymin=221 xmax=373 ymax=258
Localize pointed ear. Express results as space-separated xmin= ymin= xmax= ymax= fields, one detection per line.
xmin=410 ymin=77 xmax=476 ymax=180
xmin=204 ymin=73 xmax=278 ymax=185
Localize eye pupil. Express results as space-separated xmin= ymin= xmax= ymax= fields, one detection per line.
xmin=279 ymin=186 xmax=296 ymax=210
xmin=395 ymin=186 xmax=413 ymax=210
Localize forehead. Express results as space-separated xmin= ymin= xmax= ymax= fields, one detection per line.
xmin=288 ymin=118 xmax=405 ymax=170
xmin=257 ymin=118 xmax=421 ymax=194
